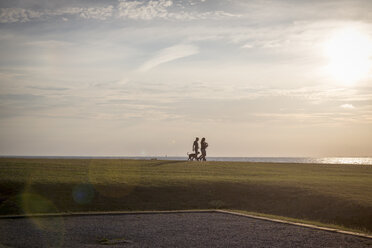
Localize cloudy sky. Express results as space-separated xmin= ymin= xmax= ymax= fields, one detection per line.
xmin=0 ymin=0 xmax=372 ymax=157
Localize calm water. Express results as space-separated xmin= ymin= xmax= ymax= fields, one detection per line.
xmin=205 ymin=157 xmax=372 ymax=165
xmin=158 ymin=156 xmax=372 ymax=165
xmin=3 ymin=156 xmax=372 ymax=165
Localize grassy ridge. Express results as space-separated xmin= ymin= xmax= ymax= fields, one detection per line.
xmin=1 ymin=158 xmax=372 ymax=233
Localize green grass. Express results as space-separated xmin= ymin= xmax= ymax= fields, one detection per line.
xmin=1 ymin=158 xmax=372 ymax=234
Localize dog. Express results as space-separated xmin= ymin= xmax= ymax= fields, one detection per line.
xmin=187 ymin=152 xmax=200 ymax=161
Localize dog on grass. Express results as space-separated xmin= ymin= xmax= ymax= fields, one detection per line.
xmin=187 ymin=152 xmax=200 ymax=161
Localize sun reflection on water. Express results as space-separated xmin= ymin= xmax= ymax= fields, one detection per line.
xmin=316 ymin=157 xmax=372 ymax=165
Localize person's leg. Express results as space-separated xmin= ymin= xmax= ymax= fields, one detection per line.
xmin=197 ymin=149 xmax=202 ymax=160
xmin=202 ymin=149 xmax=206 ymax=161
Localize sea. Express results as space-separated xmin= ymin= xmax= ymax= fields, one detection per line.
xmin=2 ymin=156 xmax=372 ymax=165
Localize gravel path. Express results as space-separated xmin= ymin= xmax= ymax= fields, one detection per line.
xmin=0 ymin=212 xmax=371 ymax=248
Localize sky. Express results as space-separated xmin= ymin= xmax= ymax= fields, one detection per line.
xmin=0 ymin=0 xmax=372 ymax=157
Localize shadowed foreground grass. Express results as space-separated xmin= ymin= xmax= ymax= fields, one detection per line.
xmin=0 ymin=158 xmax=371 ymax=234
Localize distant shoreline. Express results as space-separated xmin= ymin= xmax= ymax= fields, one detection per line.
xmin=1 ymin=156 xmax=372 ymax=165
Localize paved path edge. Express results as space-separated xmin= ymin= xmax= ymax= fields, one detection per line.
xmin=217 ymin=210 xmax=372 ymax=240
xmin=0 ymin=210 xmax=215 ymax=219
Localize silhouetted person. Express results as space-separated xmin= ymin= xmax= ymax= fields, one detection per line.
xmin=199 ymin=137 xmax=208 ymax=161
xmin=192 ymin=137 xmax=199 ymax=157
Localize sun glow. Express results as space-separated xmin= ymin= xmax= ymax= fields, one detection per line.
xmin=324 ymin=27 xmax=372 ymax=85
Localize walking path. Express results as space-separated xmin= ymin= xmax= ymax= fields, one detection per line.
xmin=0 ymin=211 xmax=371 ymax=247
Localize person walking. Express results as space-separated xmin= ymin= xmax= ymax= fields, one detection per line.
xmin=199 ymin=137 xmax=208 ymax=161
xmin=192 ymin=137 xmax=199 ymax=157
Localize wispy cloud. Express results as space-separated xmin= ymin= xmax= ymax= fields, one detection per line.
xmin=0 ymin=6 xmax=114 ymax=23
xmin=241 ymin=43 xmax=254 ymax=49
xmin=340 ymin=104 xmax=355 ymax=109
xmin=0 ymin=0 xmax=238 ymax=23
xmin=139 ymin=44 xmax=199 ymax=71
xmin=28 ymin=86 xmax=69 ymax=91
xmin=77 ymin=6 xmax=114 ymax=20
xmin=117 ymin=0 xmax=172 ymax=20
xmin=0 ymin=8 xmax=43 ymax=23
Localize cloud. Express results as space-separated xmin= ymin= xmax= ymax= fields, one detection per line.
xmin=241 ymin=43 xmax=254 ymax=49
xmin=28 ymin=86 xmax=69 ymax=91
xmin=340 ymin=104 xmax=355 ymax=109
xmin=0 ymin=0 xmax=239 ymax=23
xmin=78 ymin=6 xmax=114 ymax=20
xmin=117 ymin=0 xmax=172 ymax=20
xmin=0 ymin=8 xmax=43 ymax=23
xmin=0 ymin=6 xmax=114 ymax=23
xmin=44 ymin=6 xmax=115 ymax=21
xmin=139 ymin=44 xmax=199 ymax=71
xmin=25 ymin=39 xmax=73 ymax=47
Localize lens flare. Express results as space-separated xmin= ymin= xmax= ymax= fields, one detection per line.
xmin=21 ymin=192 xmax=65 ymax=247
xmin=72 ymin=184 xmax=95 ymax=205
xmin=18 ymin=173 xmax=66 ymax=248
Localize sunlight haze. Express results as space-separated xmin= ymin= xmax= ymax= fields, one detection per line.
xmin=0 ymin=0 xmax=372 ymax=157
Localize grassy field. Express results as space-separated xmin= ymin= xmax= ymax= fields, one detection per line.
xmin=0 ymin=158 xmax=372 ymax=234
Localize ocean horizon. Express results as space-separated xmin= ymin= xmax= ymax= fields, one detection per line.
xmin=2 ymin=156 xmax=372 ymax=165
